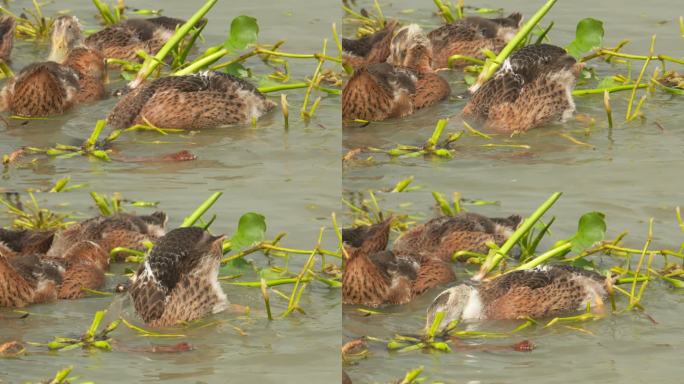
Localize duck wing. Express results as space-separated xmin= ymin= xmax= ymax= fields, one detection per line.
xmin=343 ymin=62 xmax=416 ymax=121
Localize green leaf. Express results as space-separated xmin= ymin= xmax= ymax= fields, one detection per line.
xmin=229 ymin=212 xmax=266 ymax=251
xmin=569 ymin=212 xmax=606 ymax=253
xmin=565 ymin=18 xmax=604 ymax=59
xmin=224 ymin=15 xmax=259 ymax=50
xmin=224 ymin=62 xmax=249 ymax=77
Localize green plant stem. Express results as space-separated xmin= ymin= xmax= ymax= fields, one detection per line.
xmin=512 ymin=242 xmax=572 ymax=271
xmin=180 ymin=192 xmax=223 ymax=228
xmin=572 ymin=84 xmax=649 ymax=95
xmin=474 ymin=192 xmax=562 ymax=281
xmin=130 ymin=0 xmax=218 ymax=88
xmin=471 ymin=0 xmax=557 ymax=91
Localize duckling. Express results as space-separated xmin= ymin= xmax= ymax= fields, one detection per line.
xmin=462 ymin=44 xmax=583 ymax=132
xmin=0 ymin=254 xmax=62 ymax=307
xmin=0 ymin=16 xmax=16 ymax=62
xmin=342 ymin=20 xmax=398 ymax=68
xmin=129 ymin=227 xmax=228 ymax=327
xmin=342 ymin=220 xmax=455 ymax=306
xmin=47 ymin=212 xmax=167 ymax=260
xmin=107 ymin=71 xmax=276 ymax=129
xmin=85 ymin=17 xmax=203 ymax=63
xmin=0 ymin=228 xmax=54 ymax=257
xmin=392 ymin=212 xmax=521 ymax=263
xmin=342 ymin=24 xmax=450 ymax=122
xmin=428 ymin=13 xmax=522 ymax=69
xmin=425 ymin=265 xmax=609 ymax=330
xmin=0 ymin=16 xmax=106 ymax=117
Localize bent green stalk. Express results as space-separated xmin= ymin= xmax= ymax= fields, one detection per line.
xmin=471 ymin=0 xmax=557 ymax=92
xmin=130 ymin=0 xmax=217 ymax=88
xmin=180 ymin=192 xmax=223 ymax=228
xmin=473 ymin=192 xmax=562 ymax=281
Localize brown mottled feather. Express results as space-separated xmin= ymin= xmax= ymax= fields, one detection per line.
xmin=342 ymin=20 xmax=398 ymax=68
xmin=412 ymin=259 xmax=455 ymax=295
xmin=0 ymin=16 xmax=16 ymax=61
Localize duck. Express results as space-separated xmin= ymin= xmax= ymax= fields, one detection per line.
xmin=0 ymin=228 xmax=55 ymax=257
xmin=107 ymin=71 xmax=276 ymax=129
xmin=425 ymin=265 xmax=609 ymax=330
xmin=0 ymin=15 xmax=15 ymax=62
xmin=428 ymin=13 xmax=522 ymax=69
xmin=342 ymin=219 xmax=455 ymax=306
xmin=392 ymin=212 xmax=522 ymax=263
xmin=342 ymin=24 xmax=451 ymax=122
xmin=129 ymin=227 xmax=228 ymax=327
xmin=462 ymin=44 xmax=583 ymax=133
xmin=0 ymin=254 xmax=62 ymax=307
xmin=47 ymin=212 xmax=167 ymax=260
xmin=85 ymin=16 xmax=203 ymax=63
xmin=0 ymin=16 xmax=106 ymax=117
xmin=0 ymin=239 xmax=109 ymax=306
xmin=342 ymin=20 xmax=398 ymax=68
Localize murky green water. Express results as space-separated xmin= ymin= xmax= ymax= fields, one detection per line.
xmin=343 ymin=1 xmax=684 ymax=383
xmin=1 ymin=0 xmax=340 ymax=382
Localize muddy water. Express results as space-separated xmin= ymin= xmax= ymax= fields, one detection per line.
xmin=0 ymin=0 xmax=341 ymax=383
xmin=343 ymin=1 xmax=684 ymax=383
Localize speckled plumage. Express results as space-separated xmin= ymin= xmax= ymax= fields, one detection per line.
xmin=392 ymin=212 xmax=521 ymax=262
xmin=342 ymin=20 xmax=398 ymax=68
xmin=0 ymin=16 xmax=16 ymax=61
xmin=108 ymin=71 xmax=275 ymax=129
xmin=129 ymin=227 xmax=228 ymax=327
xmin=47 ymin=212 xmax=167 ymax=259
xmin=342 ymin=220 xmax=455 ymax=306
xmin=342 ymin=24 xmax=450 ymax=122
xmin=428 ymin=13 xmax=522 ymax=69
xmin=463 ymin=44 xmax=582 ymax=132
xmin=0 ymin=254 xmax=62 ymax=307
xmin=85 ymin=17 xmax=202 ymax=63
xmin=426 ymin=265 xmax=609 ymax=329
xmin=0 ymin=228 xmax=55 ymax=257
xmin=0 ymin=16 xmax=105 ymax=117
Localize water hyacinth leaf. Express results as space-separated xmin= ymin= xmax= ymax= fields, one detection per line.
xmin=230 ymin=212 xmax=267 ymax=251
xmin=224 ymin=62 xmax=250 ymax=77
xmin=565 ymin=18 xmax=605 ymax=59
xmin=224 ymin=15 xmax=259 ymax=50
xmin=569 ymin=211 xmax=606 ymax=253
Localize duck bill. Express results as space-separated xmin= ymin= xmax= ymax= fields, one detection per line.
xmin=572 ymin=62 xmax=586 ymax=77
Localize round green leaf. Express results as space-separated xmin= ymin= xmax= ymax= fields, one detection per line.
xmin=229 ymin=212 xmax=266 ymax=251
xmin=565 ymin=18 xmax=604 ymax=59
xmin=569 ymin=211 xmax=606 ymax=253
xmin=224 ymin=15 xmax=259 ymax=50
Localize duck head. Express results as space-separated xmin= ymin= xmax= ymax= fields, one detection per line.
xmin=388 ymin=24 xmax=433 ymax=72
xmin=490 ymin=12 xmax=523 ymax=42
xmin=48 ymin=15 xmax=83 ymax=63
xmin=0 ymin=15 xmax=15 ymax=61
xmin=140 ymin=211 xmax=168 ymax=238
xmin=425 ymin=284 xmax=477 ymax=332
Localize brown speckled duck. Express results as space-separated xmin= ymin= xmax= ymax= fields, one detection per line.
xmin=107 ymin=71 xmax=276 ymax=129
xmin=462 ymin=44 xmax=583 ymax=133
xmin=0 ymin=228 xmax=55 ymax=257
xmin=392 ymin=212 xmax=522 ymax=263
xmin=342 ymin=20 xmax=398 ymax=68
xmin=0 ymin=16 xmax=106 ymax=117
xmin=129 ymin=227 xmax=228 ymax=327
xmin=342 ymin=219 xmax=455 ymax=306
xmin=342 ymin=24 xmax=451 ymax=122
xmin=426 ymin=265 xmax=609 ymax=330
xmin=0 ymin=16 xmax=16 ymax=62
xmin=0 ymin=254 xmax=62 ymax=307
xmin=428 ymin=13 xmax=522 ymax=69
xmin=47 ymin=212 xmax=167 ymax=260
xmin=85 ymin=17 xmax=199 ymax=63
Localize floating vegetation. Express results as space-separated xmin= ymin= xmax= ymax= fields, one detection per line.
xmin=0 ymin=0 xmax=55 ymax=40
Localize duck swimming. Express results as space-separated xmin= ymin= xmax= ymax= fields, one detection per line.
xmin=428 ymin=13 xmax=522 ymax=69
xmin=47 ymin=212 xmax=167 ymax=260
xmin=107 ymin=71 xmax=276 ymax=129
xmin=342 ymin=24 xmax=451 ymax=122
xmin=462 ymin=44 xmax=583 ymax=133
xmin=342 ymin=20 xmax=398 ymax=68
xmin=392 ymin=212 xmax=521 ymax=263
xmin=85 ymin=16 xmax=202 ymax=63
xmin=129 ymin=227 xmax=228 ymax=327
xmin=342 ymin=220 xmax=455 ymax=306
xmin=0 ymin=16 xmax=15 ymax=62
xmin=0 ymin=16 xmax=106 ymax=117
xmin=0 ymin=253 xmax=62 ymax=307
xmin=425 ymin=265 xmax=609 ymax=330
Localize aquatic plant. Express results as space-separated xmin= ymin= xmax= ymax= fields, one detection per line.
xmin=0 ymin=0 xmax=54 ymax=40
